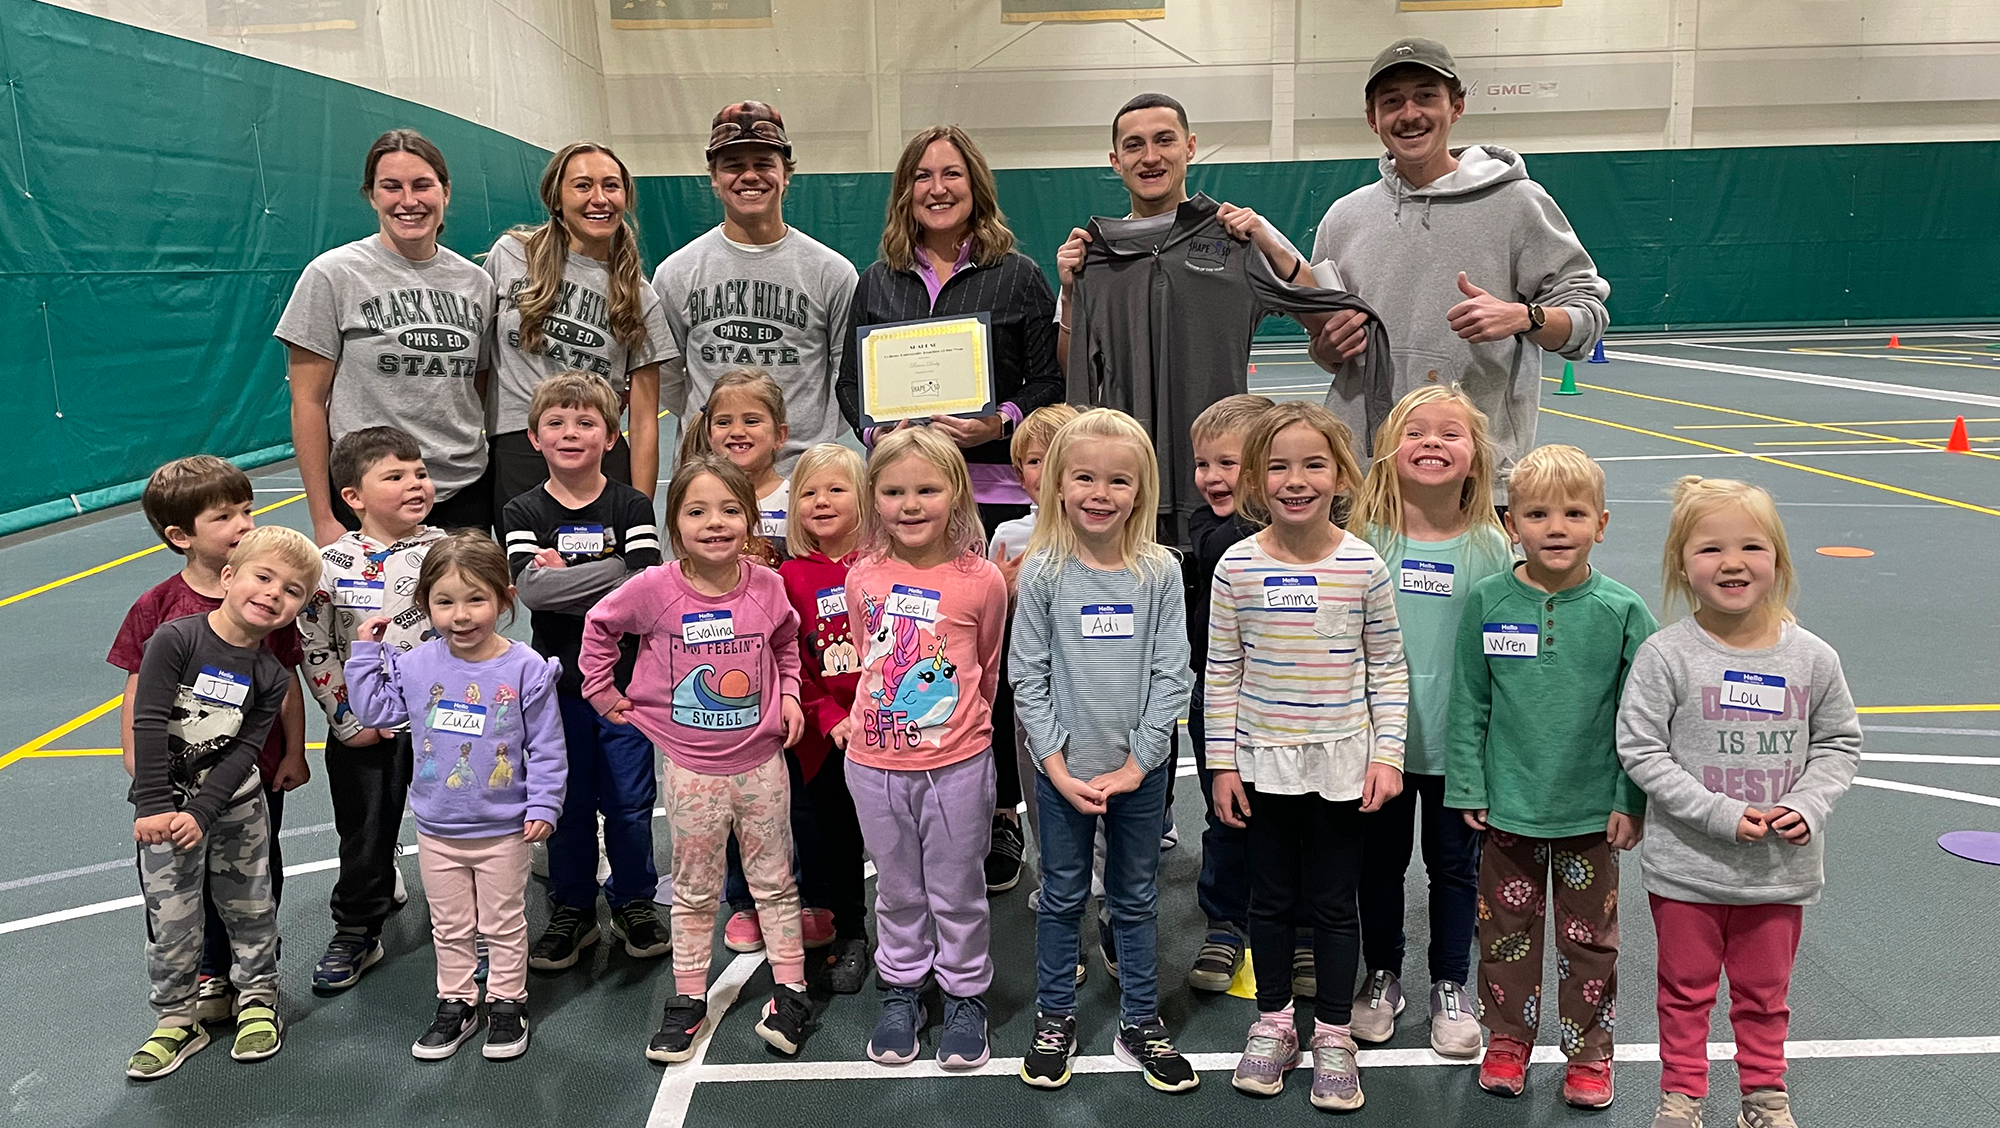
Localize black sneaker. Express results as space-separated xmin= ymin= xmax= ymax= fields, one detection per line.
xmin=1099 ymin=914 xmax=1120 ymax=980
xmin=482 ymin=999 xmax=529 ymax=1060
xmin=1020 ymin=1012 xmax=1077 ymax=1089
xmin=412 ymin=998 xmax=480 ymax=1061
xmin=821 ymin=936 xmax=872 ymax=995
xmin=755 ymin=987 xmax=813 ymax=1055
xmin=645 ymin=995 xmax=710 ymax=1064
xmin=985 ymin=815 xmax=1024 ymax=893
xmin=1115 ymin=1017 xmax=1200 ymax=1093
xmin=610 ymin=900 xmax=671 ymax=959
xmin=529 ymin=904 xmax=601 ymax=971
xmin=313 ymin=931 xmax=384 ymax=993
xmin=1187 ymin=926 xmax=1244 ymax=993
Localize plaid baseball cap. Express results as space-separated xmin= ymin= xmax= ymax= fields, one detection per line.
xmin=1365 ymin=38 xmax=1459 ymax=94
xmin=706 ymin=101 xmax=792 ymax=161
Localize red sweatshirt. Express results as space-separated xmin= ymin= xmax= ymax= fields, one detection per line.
xmin=779 ymin=550 xmax=862 ymax=780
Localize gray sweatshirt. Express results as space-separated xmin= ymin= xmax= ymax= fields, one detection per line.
xmin=1312 ymin=146 xmax=1608 ymax=500
xmin=1616 ymin=618 xmax=1862 ymax=906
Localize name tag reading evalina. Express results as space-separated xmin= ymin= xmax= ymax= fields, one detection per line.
xmin=683 ymin=610 xmax=736 ymax=645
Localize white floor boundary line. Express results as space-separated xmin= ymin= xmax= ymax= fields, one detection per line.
xmin=1681 ymin=342 xmax=2000 ymax=365
xmin=649 ymin=951 xmax=766 ymax=1128
xmin=1628 ymin=329 xmax=1999 ymax=345
xmin=1852 ymin=777 xmax=2000 ymax=809
xmin=1863 ymin=753 xmax=2000 ymax=765
xmin=1865 ymin=724 xmax=2000 ymax=737
xmin=1601 ymin=351 xmax=2000 ymax=409
xmin=1591 ymin=449 xmax=1997 ymax=462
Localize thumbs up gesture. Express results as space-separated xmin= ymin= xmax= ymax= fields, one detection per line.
xmin=1446 ymin=272 xmax=1533 ymax=343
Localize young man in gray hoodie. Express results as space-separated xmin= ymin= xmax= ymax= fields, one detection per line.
xmin=1311 ymin=39 xmax=1610 ymax=491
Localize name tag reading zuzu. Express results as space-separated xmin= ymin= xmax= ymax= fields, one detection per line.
xmin=815 ymin=586 xmax=847 ymax=620
xmin=191 ymin=666 xmax=251 ymax=707
xmin=555 ymin=524 xmax=606 ymax=555
xmin=682 ymin=610 xmax=735 ymax=645
xmin=1399 ymin=560 xmax=1454 ymax=597
xmin=886 ymin=584 xmax=941 ymax=624
xmin=1080 ymin=604 xmax=1134 ymax=638
xmin=431 ymin=701 xmax=488 ymax=736
xmin=1262 ymin=575 xmax=1319 ymax=610
xmin=1482 ymin=623 xmax=1539 ymax=658
xmin=1722 ymin=671 xmax=1787 ymax=715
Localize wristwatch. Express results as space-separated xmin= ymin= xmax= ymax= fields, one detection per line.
xmin=1523 ymin=303 xmax=1547 ymax=332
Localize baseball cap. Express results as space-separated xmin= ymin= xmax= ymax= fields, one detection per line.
xmin=1364 ymin=38 xmax=1459 ymax=95
xmin=706 ymin=101 xmax=792 ymax=161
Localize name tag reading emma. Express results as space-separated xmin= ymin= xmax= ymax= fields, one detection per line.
xmin=758 ymin=511 xmax=787 ymax=538
xmin=682 ymin=610 xmax=735 ymax=645
xmin=191 ymin=666 xmax=251 ymax=707
xmin=431 ymin=701 xmax=488 ymax=736
xmin=1262 ymin=575 xmax=1319 ymax=610
xmin=815 ymin=586 xmax=847 ymax=620
xmin=1482 ymin=623 xmax=1540 ymax=658
xmin=887 ymin=584 xmax=941 ymax=624
xmin=333 ymin=578 xmax=385 ymax=609
xmin=1399 ymin=560 xmax=1455 ymax=597
xmin=555 ymin=524 xmax=606 ymax=555
xmin=1722 ymin=671 xmax=1788 ymax=715
xmin=1080 ymin=603 xmax=1135 ymax=639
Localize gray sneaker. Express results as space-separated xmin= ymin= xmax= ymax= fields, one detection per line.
xmin=1230 ymin=1012 xmax=1298 ymax=1096
xmin=1351 ymin=970 xmax=1404 ymax=1044
xmin=1428 ymin=981 xmax=1483 ymax=1058
xmin=1308 ymin=1027 xmax=1364 ymax=1111
xmin=1738 ymin=1089 xmax=1797 ymax=1128
xmin=1653 ymin=1090 xmax=1705 ymax=1127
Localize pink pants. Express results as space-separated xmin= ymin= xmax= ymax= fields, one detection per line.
xmin=1650 ymin=895 xmax=1804 ymax=1096
xmin=665 ymin=753 xmax=803 ymax=995
xmin=417 ymin=832 xmax=529 ymax=1003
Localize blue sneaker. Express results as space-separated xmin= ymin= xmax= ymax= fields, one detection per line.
xmin=313 ymin=932 xmax=384 ymax=993
xmin=938 ymin=993 xmax=990 ymax=1070
xmin=473 ymin=937 xmax=490 ymax=984
xmin=866 ymin=986 xmax=925 ymax=1065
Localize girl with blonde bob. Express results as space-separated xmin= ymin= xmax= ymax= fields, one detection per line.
xmin=1658 ymin=476 xmax=1796 ymax=621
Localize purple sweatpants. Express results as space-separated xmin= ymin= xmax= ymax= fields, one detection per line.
xmin=845 ymin=752 xmax=996 ymax=997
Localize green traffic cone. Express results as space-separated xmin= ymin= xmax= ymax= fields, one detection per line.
xmin=1554 ymin=360 xmax=1582 ymax=395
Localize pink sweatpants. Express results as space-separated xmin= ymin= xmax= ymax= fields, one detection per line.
xmin=417 ymin=832 xmax=530 ymax=1003
xmin=1649 ymin=894 xmax=1804 ymax=1097
xmin=665 ymin=753 xmax=803 ymax=996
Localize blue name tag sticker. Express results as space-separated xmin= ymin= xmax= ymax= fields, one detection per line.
xmin=682 ymin=610 xmax=736 ymax=645
xmin=758 ymin=510 xmax=787 ymax=538
xmin=555 ymin=524 xmax=606 ymax=555
xmin=1399 ymin=559 xmax=1455 ymax=597
xmin=1080 ymin=603 xmax=1135 ymax=639
xmin=1262 ymin=575 xmax=1319 ymax=610
xmin=815 ymin=586 xmax=847 ymax=620
xmin=1481 ymin=622 xmax=1540 ymax=658
xmin=430 ymin=700 xmax=489 ymax=736
xmin=332 ymin=578 xmax=385 ymax=609
xmin=191 ymin=666 xmax=252 ymax=707
xmin=887 ymin=584 xmax=942 ymax=624
xmin=1722 ymin=670 xmax=1788 ymax=715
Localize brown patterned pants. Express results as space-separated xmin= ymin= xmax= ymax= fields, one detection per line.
xmin=1475 ymin=829 xmax=1620 ymax=1061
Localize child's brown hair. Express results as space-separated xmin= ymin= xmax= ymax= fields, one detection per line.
xmin=330 ymin=426 xmax=424 ymax=494
xmin=665 ymin=455 xmax=769 ymax=564
xmin=528 ymin=371 xmax=624 ymax=437
xmin=1189 ymin=393 xmax=1276 ymax=450
xmin=414 ymin=533 xmax=516 ymax=623
xmin=676 ymin=367 xmax=788 ymax=468
xmin=1236 ymin=401 xmax=1365 ymax=528
xmin=1010 ymin=402 xmax=1079 ymax=470
xmin=142 ymin=455 xmax=254 ymax=555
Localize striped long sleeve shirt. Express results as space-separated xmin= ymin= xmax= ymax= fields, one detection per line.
xmin=1204 ymin=532 xmax=1410 ymax=801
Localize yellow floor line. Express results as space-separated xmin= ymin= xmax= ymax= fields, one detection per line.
xmin=1755 ymin=438 xmax=1998 ymax=447
xmin=0 ymin=493 xmax=306 ymax=609
xmin=1678 ymin=418 xmax=2000 ymax=431
xmin=0 ymin=695 xmax=124 ymax=771
xmin=1855 ymin=705 xmax=2000 ymax=715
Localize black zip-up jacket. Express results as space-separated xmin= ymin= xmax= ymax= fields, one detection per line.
xmin=836 ymin=250 xmax=1065 ymax=468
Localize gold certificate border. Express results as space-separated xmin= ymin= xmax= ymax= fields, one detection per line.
xmin=862 ymin=317 xmax=992 ymax=422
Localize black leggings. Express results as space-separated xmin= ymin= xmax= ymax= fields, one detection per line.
xmin=978 ymin=500 xmax=1029 ymax=815
xmin=1245 ymin=785 xmax=1364 ymax=1022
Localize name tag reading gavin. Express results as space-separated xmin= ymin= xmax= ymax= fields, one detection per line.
xmin=815 ymin=586 xmax=847 ymax=620
xmin=431 ymin=700 xmax=488 ymax=736
xmin=1262 ymin=575 xmax=1319 ymax=610
xmin=887 ymin=584 xmax=941 ymax=624
xmin=333 ymin=578 xmax=385 ymax=609
xmin=1722 ymin=671 xmax=1788 ymax=715
xmin=682 ymin=610 xmax=735 ymax=645
xmin=555 ymin=524 xmax=606 ymax=555
xmin=758 ymin=511 xmax=787 ymax=538
xmin=191 ymin=666 xmax=251 ymax=707
xmin=1399 ymin=560 xmax=1455 ymax=597
xmin=1482 ymin=623 xmax=1540 ymax=658
xmin=1080 ymin=603 xmax=1135 ymax=639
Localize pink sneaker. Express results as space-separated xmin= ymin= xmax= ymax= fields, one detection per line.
xmin=724 ymin=910 xmax=765 ymax=953
xmin=801 ymin=908 xmax=835 ymax=950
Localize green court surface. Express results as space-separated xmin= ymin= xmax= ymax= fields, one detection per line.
xmin=4 ymin=330 xmax=1998 ymax=1127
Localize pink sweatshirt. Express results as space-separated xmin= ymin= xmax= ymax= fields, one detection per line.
xmin=580 ymin=559 xmax=802 ymax=775
xmin=844 ymin=552 xmax=1008 ymax=774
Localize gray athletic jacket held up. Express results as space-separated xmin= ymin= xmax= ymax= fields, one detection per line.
xmin=1065 ymin=194 xmax=1394 ymax=538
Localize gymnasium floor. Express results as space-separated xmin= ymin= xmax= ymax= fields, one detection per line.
xmin=3 ymin=330 xmax=1998 ymax=1127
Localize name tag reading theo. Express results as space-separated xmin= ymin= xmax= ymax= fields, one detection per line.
xmin=1722 ymin=670 xmax=1788 ymax=715
xmin=815 ymin=586 xmax=847 ymax=620
xmin=682 ymin=610 xmax=735 ymax=645
xmin=431 ymin=700 xmax=488 ymax=736
xmin=1080 ymin=603 xmax=1135 ymax=639
xmin=555 ymin=524 xmax=606 ymax=555
xmin=1482 ymin=623 xmax=1539 ymax=658
xmin=1262 ymin=575 xmax=1319 ymax=610
xmin=191 ymin=666 xmax=251 ymax=707
xmin=333 ymin=578 xmax=385 ymax=609
xmin=887 ymin=584 xmax=941 ymax=624
xmin=1399 ymin=560 xmax=1455 ymax=597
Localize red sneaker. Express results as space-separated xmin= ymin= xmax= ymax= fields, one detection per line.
xmin=1563 ymin=1058 xmax=1615 ymax=1109
xmin=723 ymin=910 xmax=765 ymax=953
xmin=801 ymin=908 xmax=835 ymax=949
xmin=1478 ymin=1034 xmax=1531 ymax=1097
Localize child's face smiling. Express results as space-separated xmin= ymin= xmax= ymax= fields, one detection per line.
xmin=1192 ymin=435 xmax=1245 ymax=517
xmin=1017 ymin=443 xmax=1050 ymax=505
xmin=1683 ymin=504 xmax=1776 ymax=617
xmin=1395 ymin=402 xmax=1476 ymax=491
xmin=707 ymin=388 xmax=786 ymax=478
xmin=795 ymin=468 xmax=860 ymax=553
xmin=874 ymin=454 xmax=954 ymax=560
xmin=348 ymin=455 xmax=434 ymax=535
xmin=675 ymin=472 xmax=750 ymax=568
xmin=531 ymin=405 xmax=616 ymax=475
xmin=427 ymin=567 xmax=505 ymax=656
xmin=220 ymin=555 xmax=311 ymax=633
xmin=1059 ymin=439 xmax=1144 ymax=549
xmin=1262 ymin=423 xmax=1341 ymax=528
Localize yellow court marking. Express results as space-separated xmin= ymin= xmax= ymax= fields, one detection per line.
xmin=0 ymin=493 xmax=306 ymax=610
xmin=27 ymin=742 xmax=329 ymax=758
xmin=1539 ymin=406 xmax=2000 ymax=518
xmin=1857 ymin=705 xmax=2000 ymax=715
xmin=1678 ymin=418 xmax=2000 ymax=431
xmin=1755 ymin=438 xmax=1999 ymax=447
xmin=0 ymin=695 xmax=125 ymax=771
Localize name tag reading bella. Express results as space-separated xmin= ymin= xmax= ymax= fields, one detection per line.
xmin=191 ymin=666 xmax=251 ymax=707
xmin=1399 ymin=560 xmax=1455 ymax=597
xmin=431 ymin=701 xmax=488 ymax=736
xmin=1081 ymin=603 xmax=1135 ymax=638
xmin=1722 ymin=671 xmax=1788 ymax=715
xmin=887 ymin=584 xmax=941 ymax=624
xmin=815 ymin=586 xmax=847 ymax=620
xmin=758 ymin=511 xmax=787 ymax=538
xmin=333 ymin=578 xmax=385 ymax=609
xmin=555 ymin=524 xmax=606 ymax=555
xmin=682 ymin=610 xmax=735 ymax=645
xmin=1262 ymin=575 xmax=1319 ymax=610
xmin=1482 ymin=623 xmax=1539 ymax=658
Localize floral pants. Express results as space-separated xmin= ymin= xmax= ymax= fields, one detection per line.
xmin=1475 ymin=829 xmax=1619 ymax=1061
xmin=664 ymin=753 xmax=803 ymax=995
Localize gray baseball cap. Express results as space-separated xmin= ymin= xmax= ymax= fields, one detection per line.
xmin=1365 ymin=38 xmax=1459 ymax=94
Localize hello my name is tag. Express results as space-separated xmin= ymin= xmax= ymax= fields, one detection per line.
xmin=1482 ymin=622 xmax=1539 ymax=658
xmin=758 ymin=510 xmax=787 ymax=538
xmin=815 ymin=586 xmax=847 ymax=620
xmin=887 ymin=584 xmax=941 ymax=624
xmin=555 ymin=524 xmax=606 ymax=555
xmin=333 ymin=578 xmax=385 ymax=609
xmin=1262 ymin=575 xmax=1319 ymax=610
xmin=431 ymin=700 xmax=488 ymax=736
xmin=1722 ymin=670 xmax=1788 ymax=715
xmin=1080 ymin=603 xmax=1135 ymax=639
xmin=682 ymin=610 xmax=735 ymax=645
xmin=1399 ymin=559 xmax=1454 ymax=597
xmin=191 ymin=666 xmax=251 ymax=707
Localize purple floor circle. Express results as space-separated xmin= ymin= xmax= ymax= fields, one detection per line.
xmin=1938 ymin=831 xmax=2000 ymax=865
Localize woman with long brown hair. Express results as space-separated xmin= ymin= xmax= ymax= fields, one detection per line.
xmin=486 ymin=141 xmax=675 ymax=510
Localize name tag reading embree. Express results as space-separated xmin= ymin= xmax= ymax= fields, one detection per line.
xmin=1399 ymin=560 xmax=1454 ymax=597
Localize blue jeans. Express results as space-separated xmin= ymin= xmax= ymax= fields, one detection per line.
xmin=549 ymin=693 xmax=659 ymax=910
xmin=1034 ymin=762 xmax=1169 ymax=1023
xmin=1189 ymin=700 xmax=1249 ymax=931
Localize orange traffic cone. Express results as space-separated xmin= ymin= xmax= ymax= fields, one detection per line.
xmin=1947 ymin=416 xmax=1972 ymax=453
xmin=1248 ymin=364 xmax=1257 ymax=374
xmin=1887 ymin=334 xmax=1901 ymax=348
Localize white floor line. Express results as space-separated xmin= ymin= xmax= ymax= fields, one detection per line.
xmin=648 ymin=951 xmax=767 ymax=1128
xmin=1863 ymin=753 xmax=2000 ymax=765
xmin=1601 ymin=351 xmax=2000 ymax=409
xmin=1865 ymin=724 xmax=2000 ymax=737
xmin=1640 ymin=329 xmax=1995 ymax=345
xmin=1852 ymin=777 xmax=2000 ymax=809
xmin=1590 ymin=449 xmax=1996 ymax=462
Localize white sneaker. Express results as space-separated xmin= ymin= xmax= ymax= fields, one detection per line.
xmin=392 ymin=864 xmax=408 ymax=906
xmin=530 ymin=840 xmax=550 ymax=880
xmin=1428 ymin=981 xmax=1483 ymax=1058
xmin=1351 ymin=970 xmax=1404 ymax=1044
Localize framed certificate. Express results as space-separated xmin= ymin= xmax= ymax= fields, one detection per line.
xmin=857 ymin=313 xmax=997 ymax=429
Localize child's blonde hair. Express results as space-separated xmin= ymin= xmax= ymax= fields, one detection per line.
xmin=1023 ymin=409 xmax=1172 ymax=579
xmin=528 ymin=371 xmax=624 ymax=436
xmin=1661 ymin=475 xmax=1797 ymax=622
xmin=1237 ymin=401 xmax=1365 ymax=528
xmin=786 ymin=443 xmax=867 ymax=557
xmin=227 ymin=525 xmax=321 ymax=587
xmin=1507 ymin=444 xmax=1605 ymax=511
xmin=676 ymin=367 xmax=788 ymax=467
xmin=1352 ymin=385 xmax=1506 ymax=555
xmin=1189 ymin=393 xmax=1275 ymax=450
xmin=1011 ymin=402 xmax=1079 ymax=469
xmin=864 ymin=427 xmax=985 ymax=562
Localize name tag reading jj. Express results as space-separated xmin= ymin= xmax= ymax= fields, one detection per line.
xmin=191 ymin=666 xmax=252 ymax=707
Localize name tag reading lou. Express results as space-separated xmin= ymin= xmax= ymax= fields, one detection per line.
xmin=815 ymin=586 xmax=847 ymax=620
xmin=431 ymin=700 xmax=488 ymax=736
xmin=333 ymin=578 xmax=385 ymax=610
xmin=555 ymin=524 xmax=606 ymax=555
xmin=1080 ymin=603 xmax=1135 ymax=639
xmin=1722 ymin=671 xmax=1788 ymax=715
xmin=758 ymin=511 xmax=787 ymax=538
xmin=1399 ymin=560 xmax=1455 ymax=597
xmin=682 ymin=610 xmax=735 ymax=645
xmin=1482 ymin=623 xmax=1540 ymax=658
xmin=887 ymin=584 xmax=941 ymax=624
xmin=191 ymin=666 xmax=251 ymax=707
xmin=1262 ymin=575 xmax=1319 ymax=610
